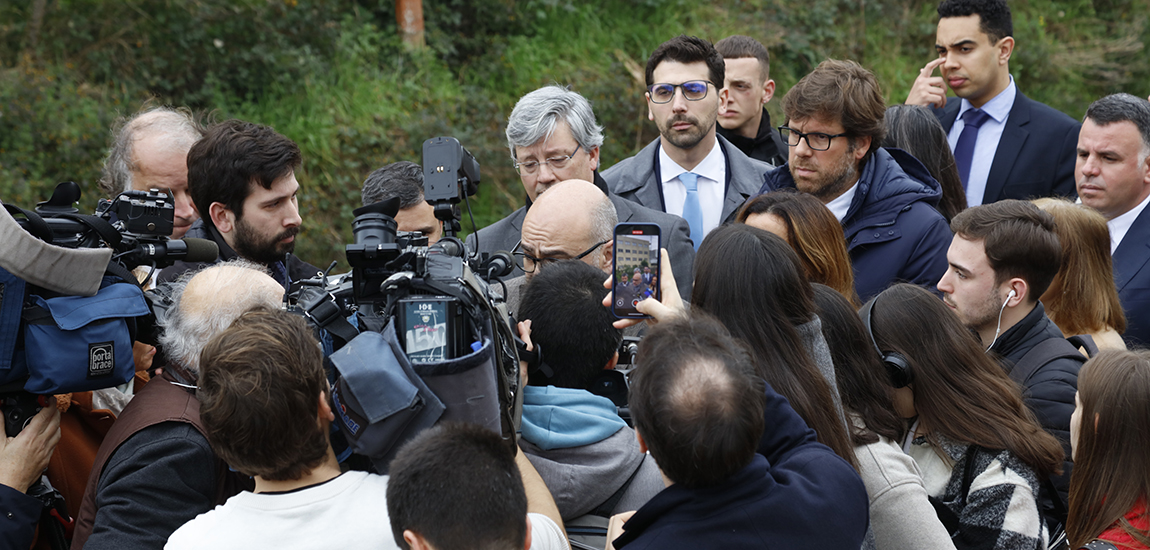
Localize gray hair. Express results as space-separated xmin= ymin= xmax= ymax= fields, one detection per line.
xmin=99 ymin=106 xmax=204 ymax=198
xmin=158 ymin=260 xmax=281 ymax=373
xmin=590 ymin=192 xmax=618 ymax=255
xmin=505 ymin=85 xmax=605 ymax=161
xmin=1084 ymin=93 xmax=1150 ymax=155
xmin=361 ymin=161 xmax=424 ymax=207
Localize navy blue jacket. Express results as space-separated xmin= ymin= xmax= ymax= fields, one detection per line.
xmin=1113 ymin=204 xmax=1150 ymax=348
xmin=759 ymin=148 xmax=953 ymax=301
xmin=0 ymin=484 xmax=38 ymax=550
xmin=613 ymin=384 xmax=868 ymax=550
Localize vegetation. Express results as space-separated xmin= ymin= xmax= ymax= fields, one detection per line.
xmin=1 ymin=0 xmax=1145 ymax=268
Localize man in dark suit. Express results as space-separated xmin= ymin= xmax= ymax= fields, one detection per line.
xmin=905 ymin=0 xmax=1078 ymax=207
xmin=465 ymin=85 xmax=695 ymax=300
xmin=1075 ymin=94 xmax=1150 ymax=347
xmin=602 ymin=35 xmax=772 ymax=249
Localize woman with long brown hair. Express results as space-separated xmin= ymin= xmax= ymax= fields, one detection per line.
xmin=1068 ymin=350 xmax=1150 ymax=549
xmin=736 ymin=190 xmax=860 ymax=307
xmin=868 ymin=284 xmax=1065 ymax=549
xmin=1033 ymin=197 xmax=1127 ymax=349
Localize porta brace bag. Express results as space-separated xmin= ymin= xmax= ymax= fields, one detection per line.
xmin=20 ymin=275 xmax=150 ymax=394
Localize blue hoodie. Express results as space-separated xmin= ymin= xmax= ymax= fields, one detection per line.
xmin=759 ymin=147 xmax=953 ymax=302
xmin=520 ymin=386 xmax=627 ymax=451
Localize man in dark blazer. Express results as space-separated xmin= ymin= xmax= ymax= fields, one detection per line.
xmin=602 ymin=36 xmax=772 ymax=248
xmin=1075 ymin=94 xmax=1150 ymax=348
xmin=465 ymin=85 xmax=695 ymax=300
xmin=906 ymin=0 xmax=1078 ymax=207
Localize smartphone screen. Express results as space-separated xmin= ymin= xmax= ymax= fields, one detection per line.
xmin=612 ymin=223 xmax=661 ymax=319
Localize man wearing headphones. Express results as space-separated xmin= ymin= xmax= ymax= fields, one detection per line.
xmin=935 ymin=199 xmax=1080 ymax=513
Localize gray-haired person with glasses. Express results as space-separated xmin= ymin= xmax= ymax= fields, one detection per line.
xmin=603 ymin=35 xmax=772 ymax=252
xmin=464 ymin=84 xmax=697 ymax=300
xmin=755 ymin=59 xmax=952 ymax=302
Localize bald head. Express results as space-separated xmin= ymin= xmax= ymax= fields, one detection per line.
xmin=159 ymin=261 xmax=283 ymax=373
xmin=520 ymin=180 xmax=618 ymax=278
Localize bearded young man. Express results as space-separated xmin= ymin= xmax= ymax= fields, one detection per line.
xmin=757 ymin=59 xmax=952 ymax=301
xmin=159 ymin=119 xmax=320 ymax=288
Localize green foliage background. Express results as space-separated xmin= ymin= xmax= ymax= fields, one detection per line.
xmin=1 ymin=0 xmax=1146 ymax=268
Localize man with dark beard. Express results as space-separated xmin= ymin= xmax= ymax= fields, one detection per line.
xmin=603 ymin=35 xmax=771 ymax=249
xmin=757 ymin=60 xmax=952 ymax=301
xmin=159 ymin=119 xmax=320 ymax=289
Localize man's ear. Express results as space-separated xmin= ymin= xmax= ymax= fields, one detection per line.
xmin=997 ymin=36 xmax=1015 ymax=65
xmin=318 ymin=390 xmax=335 ymax=423
xmin=852 ymin=136 xmax=871 ymax=161
xmin=209 ymin=202 xmax=235 ymax=234
xmin=522 ymin=513 xmax=533 ymax=550
xmin=606 ymin=351 xmax=620 ymax=371
xmin=1006 ymin=277 xmax=1030 ymax=307
xmin=589 ymin=145 xmax=601 ymax=173
xmin=600 ymin=239 xmax=614 ymax=272
xmin=403 ymin=530 xmax=432 ymax=550
xmin=646 ymin=92 xmax=655 ymax=122
xmin=762 ymin=78 xmax=776 ymax=104
xmin=635 ymin=428 xmax=648 ymax=454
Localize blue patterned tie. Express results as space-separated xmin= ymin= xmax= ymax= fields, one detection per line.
xmin=954 ymin=108 xmax=991 ymax=190
xmin=679 ymin=172 xmax=704 ymax=251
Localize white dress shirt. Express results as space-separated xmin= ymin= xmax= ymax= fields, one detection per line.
xmin=1108 ymin=192 xmax=1150 ymax=254
xmin=948 ymin=77 xmax=1016 ymax=207
xmin=659 ymin=139 xmax=726 ymax=239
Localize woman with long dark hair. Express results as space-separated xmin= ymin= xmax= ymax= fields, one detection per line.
xmin=690 ymin=223 xmax=856 ymax=468
xmin=813 ymin=284 xmax=955 ymax=550
xmin=882 ymin=105 xmax=967 ymax=222
xmin=737 ymin=190 xmax=860 ymax=306
xmin=1067 ymin=350 xmax=1150 ymax=549
xmin=867 ymin=284 xmax=1064 ymax=549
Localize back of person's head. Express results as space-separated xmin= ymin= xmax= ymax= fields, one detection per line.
xmin=197 ymin=309 xmax=329 ymax=481
xmin=714 ymin=35 xmax=770 ymax=76
xmin=362 ymin=161 xmax=424 ymax=207
xmin=187 ymin=119 xmax=301 ymax=227
xmin=505 ymin=85 xmax=605 ymax=159
xmin=882 ymin=104 xmax=967 ymax=222
xmin=99 ymin=106 xmax=204 ymax=198
xmin=1068 ymin=350 xmax=1150 ymax=548
xmin=810 ymin=284 xmax=904 ymax=446
xmin=519 ymin=260 xmax=622 ymax=389
xmin=1084 ymin=93 xmax=1150 ymax=152
xmin=631 ymin=315 xmax=765 ymax=489
xmin=1032 ymin=197 xmax=1127 ymax=336
xmin=782 ymin=59 xmax=886 ymax=165
xmin=937 ymin=0 xmax=1012 ymax=41
xmin=157 ymin=260 xmax=284 ymax=373
xmin=737 ymin=190 xmax=859 ymax=306
xmin=387 ymin=423 xmax=527 ymax=550
xmin=692 ymin=223 xmax=856 ymax=466
xmin=950 ymin=199 xmax=1062 ymax=300
xmin=645 ymin=35 xmax=725 ymax=89
xmin=868 ymin=284 xmax=1064 ymax=477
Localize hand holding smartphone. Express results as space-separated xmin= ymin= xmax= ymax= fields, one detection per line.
xmin=611 ymin=223 xmax=661 ymax=319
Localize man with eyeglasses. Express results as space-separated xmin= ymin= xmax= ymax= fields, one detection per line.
xmin=465 ymin=85 xmax=696 ymax=300
xmin=603 ymin=35 xmax=772 ymax=249
xmin=757 ymin=59 xmax=952 ymax=301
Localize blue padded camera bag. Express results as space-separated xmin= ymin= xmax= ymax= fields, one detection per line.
xmin=22 ymin=276 xmax=150 ymax=394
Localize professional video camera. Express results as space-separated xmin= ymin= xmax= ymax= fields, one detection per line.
xmin=1 ymin=182 xmax=219 ymax=435
xmin=288 ymin=137 xmax=521 ymax=471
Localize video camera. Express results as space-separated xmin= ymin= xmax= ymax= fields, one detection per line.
xmin=288 ymin=137 xmax=521 ymax=470
xmin=1 ymin=182 xmax=218 ymax=434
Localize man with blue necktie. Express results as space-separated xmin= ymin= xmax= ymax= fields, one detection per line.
xmin=906 ymin=0 xmax=1079 ymax=207
xmin=603 ymin=35 xmax=772 ymax=249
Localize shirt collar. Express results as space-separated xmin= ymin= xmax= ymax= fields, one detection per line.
xmin=957 ymin=75 xmax=1015 ymax=124
xmin=658 ymin=138 xmax=724 ymax=184
xmin=1107 ymin=191 xmax=1150 ymax=254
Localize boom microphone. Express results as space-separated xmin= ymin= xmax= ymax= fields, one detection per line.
xmin=124 ymin=238 xmax=219 ymax=264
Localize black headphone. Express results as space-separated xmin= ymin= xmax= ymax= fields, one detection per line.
xmin=859 ymin=294 xmax=914 ymax=388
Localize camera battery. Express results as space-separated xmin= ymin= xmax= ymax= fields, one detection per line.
xmin=396 ymin=296 xmax=463 ymax=363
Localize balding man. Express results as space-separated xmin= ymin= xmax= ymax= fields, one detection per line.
xmin=501 ymin=180 xmax=617 ymax=315
xmin=100 ymin=107 xmax=203 ymax=239
xmin=72 ymin=262 xmax=283 ymax=550
xmin=465 ymin=85 xmax=695 ymax=300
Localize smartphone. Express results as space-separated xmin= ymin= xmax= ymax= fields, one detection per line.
xmin=612 ymin=223 xmax=661 ymax=319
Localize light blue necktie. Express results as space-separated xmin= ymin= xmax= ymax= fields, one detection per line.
xmin=679 ymin=172 xmax=703 ymax=251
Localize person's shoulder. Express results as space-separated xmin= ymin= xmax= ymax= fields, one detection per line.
xmin=527 ymin=513 xmax=569 ymax=550
xmin=164 ymin=505 xmax=224 ymax=549
xmin=1014 ymin=92 xmax=1079 ymax=129
xmin=602 ymin=139 xmax=660 ymax=183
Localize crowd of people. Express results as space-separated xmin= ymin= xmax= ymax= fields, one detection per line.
xmin=2 ymin=0 xmax=1150 ymax=549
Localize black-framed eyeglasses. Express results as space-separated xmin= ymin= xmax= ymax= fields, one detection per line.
xmin=647 ymin=80 xmax=715 ymax=104
xmin=514 ymin=143 xmax=582 ymax=176
xmin=779 ymin=126 xmax=850 ymax=151
xmin=512 ymin=238 xmax=609 ymax=273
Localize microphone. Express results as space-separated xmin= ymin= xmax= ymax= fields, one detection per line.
xmin=127 ymin=238 xmax=219 ymax=264
xmin=481 ymin=251 xmax=515 ymax=279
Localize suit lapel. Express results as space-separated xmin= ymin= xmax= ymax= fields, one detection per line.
xmin=982 ymin=94 xmax=1032 ymax=204
xmin=610 ymin=195 xmax=637 ymax=223
xmin=1114 ymin=207 xmax=1150 ymax=291
xmin=934 ymin=101 xmax=960 ymax=132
